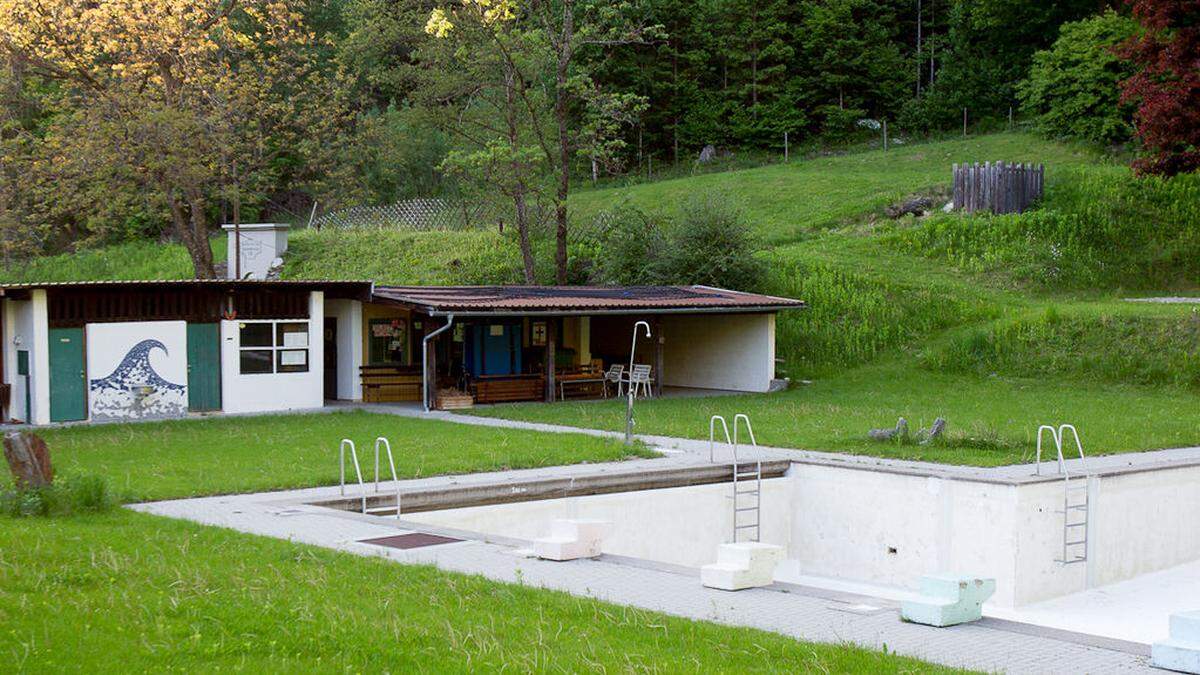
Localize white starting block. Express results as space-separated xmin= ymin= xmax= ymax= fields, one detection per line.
xmin=701 ymin=542 xmax=784 ymax=591
xmin=1153 ymin=611 xmax=1200 ymax=673
xmin=532 ymin=519 xmax=609 ymax=561
xmin=900 ymin=574 xmax=996 ymax=627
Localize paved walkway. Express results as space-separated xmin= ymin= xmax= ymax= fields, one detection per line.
xmin=132 ymin=473 xmax=1155 ymax=673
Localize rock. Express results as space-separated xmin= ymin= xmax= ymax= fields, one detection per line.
xmin=919 ymin=417 xmax=947 ymax=445
xmin=698 ymin=145 xmax=717 ymax=163
xmin=942 ymin=201 xmax=955 ymax=213
xmin=3 ymin=431 xmax=53 ymax=489
xmin=885 ymin=197 xmax=933 ymax=218
xmin=869 ymin=417 xmax=908 ymax=441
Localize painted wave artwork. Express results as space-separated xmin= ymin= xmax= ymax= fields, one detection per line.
xmin=89 ymin=339 xmax=187 ymax=421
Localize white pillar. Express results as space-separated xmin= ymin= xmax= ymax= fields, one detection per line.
xmin=31 ymin=289 xmax=50 ymax=425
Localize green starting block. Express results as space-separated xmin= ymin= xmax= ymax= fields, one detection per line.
xmin=900 ymin=574 xmax=996 ymax=627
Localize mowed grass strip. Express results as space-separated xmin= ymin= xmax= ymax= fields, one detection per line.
xmin=0 ymin=511 xmax=966 ymax=673
xmin=33 ymin=410 xmax=653 ymax=502
xmin=471 ymin=360 xmax=1200 ymax=466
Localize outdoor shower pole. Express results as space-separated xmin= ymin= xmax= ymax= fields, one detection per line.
xmin=625 ymin=321 xmax=651 ymax=445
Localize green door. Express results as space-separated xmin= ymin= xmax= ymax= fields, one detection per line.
xmin=187 ymin=323 xmax=222 ymax=412
xmin=49 ymin=327 xmax=86 ymax=422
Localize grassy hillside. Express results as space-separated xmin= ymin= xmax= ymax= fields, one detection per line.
xmin=571 ymin=132 xmax=1110 ymax=242
xmin=0 ymin=237 xmax=224 ymax=283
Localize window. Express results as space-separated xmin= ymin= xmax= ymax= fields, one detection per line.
xmin=368 ymin=318 xmax=407 ymax=364
xmin=239 ymin=321 xmax=309 ymax=374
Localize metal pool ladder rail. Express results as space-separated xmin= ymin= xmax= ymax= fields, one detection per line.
xmin=1036 ymin=424 xmax=1090 ymax=565
xmin=371 ymin=437 xmax=402 ymax=519
xmin=709 ymin=414 xmax=763 ymax=543
xmin=339 ymin=438 xmax=367 ymax=513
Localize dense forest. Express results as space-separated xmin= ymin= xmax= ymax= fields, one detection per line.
xmin=0 ymin=0 xmax=1196 ymax=278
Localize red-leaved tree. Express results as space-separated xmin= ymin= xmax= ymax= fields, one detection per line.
xmin=1120 ymin=0 xmax=1200 ymax=175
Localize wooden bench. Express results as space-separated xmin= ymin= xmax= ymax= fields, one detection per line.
xmin=472 ymin=375 xmax=545 ymax=404
xmin=360 ymin=365 xmax=422 ymax=402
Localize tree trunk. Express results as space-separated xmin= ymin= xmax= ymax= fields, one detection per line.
xmin=186 ymin=191 xmax=216 ymax=279
xmin=4 ymin=431 xmax=53 ymax=489
xmin=552 ymin=3 xmax=574 ymax=285
xmin=513 ymin=190 xmax=537 ymax=284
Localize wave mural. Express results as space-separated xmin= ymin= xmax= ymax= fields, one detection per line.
xmin=89 ymin=339 xmax=187 ymax=421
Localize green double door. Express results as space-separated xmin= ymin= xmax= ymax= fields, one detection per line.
xmin=187 ymin=323 xmax=222 ymax=412
xmin=49 ymin=327 xmax=86 ymax=422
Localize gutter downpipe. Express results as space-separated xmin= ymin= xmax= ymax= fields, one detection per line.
xmin=422 ymin=314 xmax=455 ymax=412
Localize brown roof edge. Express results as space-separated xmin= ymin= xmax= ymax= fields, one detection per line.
xmin=370 ymin=284 xmax=806 ymax=315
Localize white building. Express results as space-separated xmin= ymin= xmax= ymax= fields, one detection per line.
xmin=0 ymin=278 xmax=803 ymax=425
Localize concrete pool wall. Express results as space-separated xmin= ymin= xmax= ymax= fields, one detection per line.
xmin=399 ymin=458 xmax=1200 ymax=609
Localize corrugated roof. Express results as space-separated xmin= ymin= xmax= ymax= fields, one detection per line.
xmin=371 ymin=285 xmax=805 ymax=314
xmin=0 ymin=279 xmax=372 ymax=290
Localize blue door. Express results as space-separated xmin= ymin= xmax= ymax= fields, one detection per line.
xmin=469 ymin=323 xmax=522 ymax=376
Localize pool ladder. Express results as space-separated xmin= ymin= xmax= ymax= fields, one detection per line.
xmin=1036 ymin=424 xmax=1090 ymax=565
xmin=710 ymin=414 xmax=762 ymax=543
xmin=339 ymin=437 xmax=402 ymax=518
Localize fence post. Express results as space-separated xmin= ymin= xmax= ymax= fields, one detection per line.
xmin=784 ymin=131 xmax=789 ymax=161
xmin=883 ymin=120 xmax=888 ymax=151
xmin=963 ymin=108 xmax=968 ymax=137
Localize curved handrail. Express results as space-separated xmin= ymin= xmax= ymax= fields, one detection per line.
xmin=374 ymin=436 xmax=402 ymax=518
xmin=709 ymin=415 xmax=733 ymax=463
xmin=733 ymin=414 xmax=757 ymax=450
xmin=340 ymin=438 xmax=367 ymax=513
xmin=1035 ymin=425 xmax=1061 ymax=477
xmin=1058 ymin=424 xmax=1088 ymax=474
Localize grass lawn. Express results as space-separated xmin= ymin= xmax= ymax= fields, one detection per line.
xmin=470 ymin=359 xmax=1200 ymax=466
xmin=0 ymin=511 xmax=963 ymax=673
xmin=31 ymin=410 xmax=654 ymax=502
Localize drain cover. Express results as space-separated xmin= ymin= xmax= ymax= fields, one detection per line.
xmin=359 ymin=533 xmax=462 ymax=549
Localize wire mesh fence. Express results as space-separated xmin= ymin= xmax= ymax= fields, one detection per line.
xmin=310 ymin=198 xmax=497 ymax=231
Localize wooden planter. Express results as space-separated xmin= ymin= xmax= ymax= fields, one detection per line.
xmin=436 ymin=389 xmax=474 ymax=410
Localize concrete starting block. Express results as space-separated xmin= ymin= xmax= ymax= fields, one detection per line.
xmin=701 ymin=542 xmax=784 ymax=591
xmin=1153 ymin=611 xmax=1200 ymax=673
xmin=900 ymin=574 xmax=996 ymax=627
xmin=532 ymin=519 xmax=609 ymax=561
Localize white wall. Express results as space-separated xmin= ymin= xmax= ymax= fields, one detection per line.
xmin=85 ymin=321 xmax=189 ymax=422
xmin=661 ymin=313 xmax=775 ymax=392
xmin=3 ymin=297 xmax=41 ymax=424
xmin=30 ymin=291 xmax=49 ymax=425
xmin=406 ymin=479 xmax=793 ymax=569
xmin=324 ymin=299 xmax=363 ymax=400
xmin=220 ymin=291 xmax=324 ymax=414
xmin=223 ymin=223 xmax=289 ymax=280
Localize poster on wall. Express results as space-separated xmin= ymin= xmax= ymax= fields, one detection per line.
xmin=87 ymin=321 xmax=189 ymax=422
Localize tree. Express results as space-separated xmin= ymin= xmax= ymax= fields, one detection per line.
xmin=0 ymin=0 xmax=334 ymax=278
xmin=1018 ymin=11 xmax=1137 ymax=145
xmin=1120 ymin=0 xmax=1200 ymax=175
xmin=423 ymin=0 xmax=654 ymax=283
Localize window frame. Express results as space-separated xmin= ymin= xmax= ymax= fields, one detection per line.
xmin=238 ymin=320 xmax=310 ymax=375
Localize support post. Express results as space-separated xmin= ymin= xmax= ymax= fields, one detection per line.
xmin=545 ymin=320 xmax=556 ymax=403
xmin=653 ymin=317 xmax=664 ymax=397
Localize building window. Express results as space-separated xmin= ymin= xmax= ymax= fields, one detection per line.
xmin=368 ymin=318 xmax=408 ymax=365
xmin=239 ymin=321 xmax=309 ymax=374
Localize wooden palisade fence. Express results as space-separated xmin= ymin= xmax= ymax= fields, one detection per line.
xmin=953 ymin=161 xmax=1044 ymax=214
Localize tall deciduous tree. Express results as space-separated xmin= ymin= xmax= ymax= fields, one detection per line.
xmin=0 ymin=0 xmax=334 ymax=278
xmin=1120 ymin=0 xmax=1200 ymax=175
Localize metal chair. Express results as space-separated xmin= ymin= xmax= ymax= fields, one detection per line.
xmin=629 ymin=364 xmax=653 ymax=399
xmin=603 ymin=364 xmax=625 ymax=397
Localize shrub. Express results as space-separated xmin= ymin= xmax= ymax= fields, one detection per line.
xmin=584 ymin=192 xmax=765 ymax=291
xmin=1 ymin=473 xmax=116 ymax=517
xmin=1017 ymin=11 xmax=1137 ymax=145
xmin=663 ymin=194 xmax=764 ymax=291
